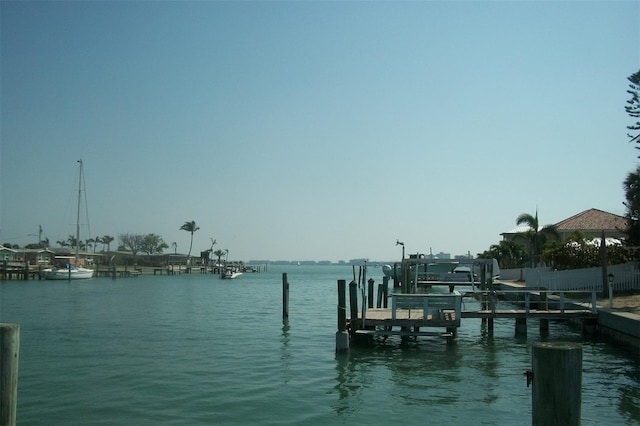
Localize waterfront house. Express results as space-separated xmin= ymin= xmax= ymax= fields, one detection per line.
xmin=0 ymin=245 xmax=18 ymax=262
xmin=49 ymin=248 xmax=100 ymax=267
xmin=16 ymin=248 xmax=56 ymax=266
xmin=501 ymin=208 xmax=628 ymax=243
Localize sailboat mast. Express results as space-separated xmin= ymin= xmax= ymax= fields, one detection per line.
xmin=76 ymin=159 xmax=83 ymax=265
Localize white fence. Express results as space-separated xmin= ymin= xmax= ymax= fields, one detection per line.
xmin=499 ymin=268 xmax=525 ymax=281
xmin=514 ymin=262 xmax=640 ymax=292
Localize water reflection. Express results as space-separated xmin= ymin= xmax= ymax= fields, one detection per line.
xmin=333 ymin=352 xmax=360 ymax=415
xmin=332 ymin=338 xmax=468 ymax=414
xmin=280 ymin=320 xmax=291 ymax=384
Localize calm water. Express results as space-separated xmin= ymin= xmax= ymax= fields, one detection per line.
xmin=0 ymin=265 xmax=638 ymax=425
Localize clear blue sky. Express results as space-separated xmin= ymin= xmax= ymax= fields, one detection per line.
xmin=1 ymin=1 xmax=639 ymax=262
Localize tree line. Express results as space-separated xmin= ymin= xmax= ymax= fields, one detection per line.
xmin=8 ymin=220 xmax=231 ymax=265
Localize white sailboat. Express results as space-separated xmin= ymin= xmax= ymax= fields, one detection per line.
xmin=43 ymin=160 xmax=95 ymax=280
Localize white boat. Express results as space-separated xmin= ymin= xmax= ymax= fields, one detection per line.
xmin=43 ymin=160 xmax=94 ymax=280
xmin=43 ymin=262 xmax=94 ymax=280
xmin=222 ymin=270 xmax=243 ymax=279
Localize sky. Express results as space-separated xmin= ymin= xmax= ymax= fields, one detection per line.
xmin=1 ymin=1 xmax=639 ymax=263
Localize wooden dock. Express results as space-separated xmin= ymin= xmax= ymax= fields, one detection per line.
xmin=336 ymin=271 xmax=601 ymax=351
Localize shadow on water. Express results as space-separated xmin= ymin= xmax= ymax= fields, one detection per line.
xmin=332 ymin=337 xmax=467 ymax=415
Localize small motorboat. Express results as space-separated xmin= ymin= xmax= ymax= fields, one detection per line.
xmin=222 ymin=270 xmax=243 ymax=279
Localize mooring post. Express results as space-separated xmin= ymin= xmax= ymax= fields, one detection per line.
xmin=367 ymin=278 xmax=374 ymax=309
xmin=515 ymin=318 xmax=527 ymax=336
xmin=539 ymin=319 xmax=549 ymax=335
xmin=392 ymin=263 xmax=399 ymax=288
xmin=480 ymin=265 xmax=487 ymax=327
xmin=348 ymin=280 xmax=358 ymax=333
xmin=531 ymin=342 xmax=582 ymax=426
xmin=282 ymin=273 xmax=289 ymax=319
xmin=376 ymin=284 xmax=383 ymax=308
xmin=336 ymin=280 xmax=349 ymax=352
xmin=0 ymin=323 xmax=20 ymax=426
xmin=539 ymin=290 xmax=549 ymax=335
xmin=382 ymin=276 xmax=389 ymax=308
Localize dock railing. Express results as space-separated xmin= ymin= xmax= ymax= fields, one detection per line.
xmin=388 ymin=292 xmax=462 ymax=326
xmin=468 ymin=289 xmax=599 ymax=315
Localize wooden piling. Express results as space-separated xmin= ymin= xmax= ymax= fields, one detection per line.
xmin=382 ymin=276 xmax=389 ymax=308
xmin=282 ymin=273 xmax=289 ymax=319
xmin=0 ymin=323 xmax=20 ymax=426
xmin=532 ymin=342 xmax=582 ymax=426
xmin=367 ymin=278 xmax=374 ymax=309
xmin=480 ymin=265 xmax=487 ymax=326
xmin=336 ymin=280 xmax=349 ymax=352
xmin=376 ymin=284 xmax=383 ymax=308
xmin=349 ymin=280 xmax=358 ymax=331
xmin=539 ymin=319 xmax=549 ymax=335
xmin=515 ymin=318 xmax=527 ymax=336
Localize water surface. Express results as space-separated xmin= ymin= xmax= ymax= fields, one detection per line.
xmin=1 ymin=265 xmax=638 ymax=425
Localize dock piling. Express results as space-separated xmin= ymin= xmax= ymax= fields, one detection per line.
xmin=348 ymin=280 xmax=358 ymax=332
xmin=282 ymin=273 xmax=289 ymax=319
xmin=531 ymin=342 xmax=582 ymax=425
xmin=515 ymin=318 xmax=527 ymax=336
xmin=0 ymin=323 xmax=20 ymax=426
xmin=382 ymin=276 xmax=389 ymax=308
xmin=336 ymin=280 xmax=349 ymax=352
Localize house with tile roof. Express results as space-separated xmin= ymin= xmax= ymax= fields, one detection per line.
xmin=501 ymin=208 xmax=629 ymax=243
xmin=554 ymin=208 xmax=628 ymax=241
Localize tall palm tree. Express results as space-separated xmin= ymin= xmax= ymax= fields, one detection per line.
xmin=180 ymin=220 xmax=200 ymax=260
xmin=101 ymin=235 xmax=114 ymax=252
xmin=516 ymin=211 xmax=559 ymax=267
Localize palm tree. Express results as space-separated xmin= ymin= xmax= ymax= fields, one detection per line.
xmin=101 ymin=235 xmax=114 ymax=252
xmin=67 ymin=235 xmax=79 ymax=250
xmin=516 ymin=211 xmax=559 ymax=267
xmin=488 ymin=240 xmax=526 ymax=269
xmin=213 ymin=249 xmax=225 ymax=266
xmin=180 ymin=220 xmax=200 ymax=260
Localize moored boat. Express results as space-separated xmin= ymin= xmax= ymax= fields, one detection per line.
xmin=44 ymin=160 xmax=94 ymax=280
xmin=43 ymin=263 xmax=94 ymax=280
